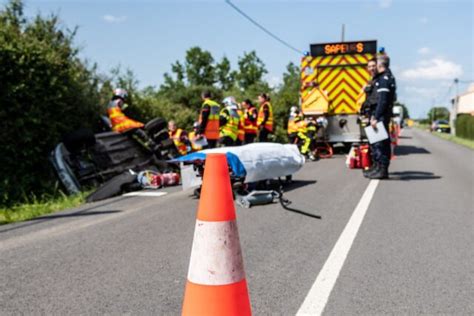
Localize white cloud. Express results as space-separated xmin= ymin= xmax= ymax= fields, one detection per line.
xmin=103 ymin=14 xmax=127 ymax=23
xmin=417 ymin=47 xmax=431 ymax=55
xmin=419 ymin=17 xmax=429 ymax=24
xmin=379 ymin=0 xmax=392 ymax=8
xmin=400 ymin=58 xmax=463 ymax=80
xmin=404 ymin=86 xmax=437 ymax=98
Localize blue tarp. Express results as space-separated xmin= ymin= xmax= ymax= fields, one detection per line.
xmin=171 ymin=152 xmax=247 ymax=178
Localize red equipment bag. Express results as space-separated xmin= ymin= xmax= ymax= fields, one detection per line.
xmin=349 ymin=145 xmax=362 ymax=169
xmin=360 ymin=144 xmax=372 ymax=170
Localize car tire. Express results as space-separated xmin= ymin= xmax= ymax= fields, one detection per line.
xmin=86 ymin=172 xmax=137 ymax=202
xmin=144 ymin=118 xmax=167 ymax=134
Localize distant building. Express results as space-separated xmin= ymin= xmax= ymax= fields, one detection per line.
xmin=454 ymin=83 xmax=474 ymax=115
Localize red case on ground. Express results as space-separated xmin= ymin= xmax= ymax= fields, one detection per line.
xmin=360 ymin=144 xmax=372 ymax=170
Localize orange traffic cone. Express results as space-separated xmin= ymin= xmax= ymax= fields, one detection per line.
xmin=182 ymin=154 xmax=251 ymax=316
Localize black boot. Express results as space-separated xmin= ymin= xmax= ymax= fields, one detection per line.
xmin=369 ymin=165 xmax=389 ymax=179
xmin=363 ymin=162 xmax=378 ymax=178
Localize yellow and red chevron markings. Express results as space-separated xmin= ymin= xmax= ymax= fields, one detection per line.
xmin=300 ymin=53 xmax=374 ymax=114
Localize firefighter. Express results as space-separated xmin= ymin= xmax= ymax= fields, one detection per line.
xmin=188 ymin=122 xmax=204 ymax=152
xmin=236 ymin=100 xmax=245 ymax=146
xmin=235 ymin=103 xmax=245 ymax=146
xmin=219 ymin=97 xmax=240 ymax=147
xmin=294 ymin=114 xmax=314 ymax=160
xmin=241 ymin=99 xmax=258 ymax=144
xmin=287 ymin=106 xmax=300 ymax=144
xmin=197 ymin=91 xmax=220 ymax=149
xmin=107 ymin=88 xmax=144 ymax=133
xmin=168 ymin=120 xmax=188 ymax=156
xmin=369 ymin=54 xmax=397 ymax=179
xmin=257 ymin=93 xmax=274 ymax=142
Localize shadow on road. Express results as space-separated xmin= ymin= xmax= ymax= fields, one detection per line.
xmin=284 ymin=180 xmax=317 ymax=193
xmin=389 ymin=171 xmax=441 ymax=181
xmin=399 ymin=135 xmax=412 ymax=139
xmin=29 ymin=210 xmax=122 ymax=221
xmin=395 ymin=145 xmax=431 ymax=156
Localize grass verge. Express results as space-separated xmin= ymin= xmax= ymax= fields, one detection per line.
xmin=414 ymin=123 xmax=474 ymax=150
xmin=0 ymin=191 xmax=89 ymax=225
xmin=431 ymin=132 xmax=474 ymax=150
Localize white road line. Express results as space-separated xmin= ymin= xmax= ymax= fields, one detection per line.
xmin=123 ymin=191 xmax=168 ymax=197
xmin=296 ymin=179 xmax=380 ymax=316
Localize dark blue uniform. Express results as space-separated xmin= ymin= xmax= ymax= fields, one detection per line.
xmin=373 ymin=69 xmax=396 ymax=169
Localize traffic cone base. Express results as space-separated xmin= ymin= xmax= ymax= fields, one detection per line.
xmin=182 ymin=279 xmax=251 ymax=316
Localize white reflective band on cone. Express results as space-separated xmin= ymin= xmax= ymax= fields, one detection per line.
xmin=187 ymin=220 xmax=245 ymax=285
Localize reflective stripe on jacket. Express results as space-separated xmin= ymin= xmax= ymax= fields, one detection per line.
xmin=257 ymin=101 xmax=274 ymax=132
xmin=107 ymin=102 xmax=144 ymax=133
xmin=169 ymin=128 xmax=187 ymax=155
xmin=237 ymin=109 xmax=245 ymax=142
xmin=287 ymin=116 xmax=299 ymax=134
xmin=188 ymin=131 xmax=203 ymax=152
xmin=199 ymin=99 xmax=220 ymax=140
xmin=220 ymin=108 xmax=240 ymax=141
xmin=244 ymin=107 xmax=258 ymax=134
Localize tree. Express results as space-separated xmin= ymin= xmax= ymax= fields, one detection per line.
xmin=427 ymin=107 xmax=450 ymax=122
xmin=184 ymin=46 xmax=216 ymax=86
xmin=272 ymin=62 xmax=300 ymax=142
xmin=235 ymin=51 xmax=267 ymax=90
xmin=215 ymin=56 xmax=235 ymax=90
xmin=0 ymin=0 xmax=102 ymax=205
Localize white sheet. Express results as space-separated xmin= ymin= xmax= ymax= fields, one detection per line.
xmin=202 ymin=143 xmax=305 ymax=183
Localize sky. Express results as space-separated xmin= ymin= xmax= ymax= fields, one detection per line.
xmin=5 ymin=0 xmax=474 ymax=118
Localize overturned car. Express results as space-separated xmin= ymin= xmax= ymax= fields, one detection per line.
xmin=50 ymin=118 xmax=178 ymax=195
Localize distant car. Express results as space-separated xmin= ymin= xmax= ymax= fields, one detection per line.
xmin=431 ymin=120 xmax=451 ymax=133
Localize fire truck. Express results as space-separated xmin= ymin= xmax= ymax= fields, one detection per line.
xmin=300 ymin=40 xmax=377 ymax=145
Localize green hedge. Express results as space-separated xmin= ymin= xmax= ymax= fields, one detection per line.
xmin=0 ymin=2 xmax=102 ymax=206
xmin=455 ymin=114 xmax=474 ymax=140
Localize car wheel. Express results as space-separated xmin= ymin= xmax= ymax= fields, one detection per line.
xmin=86 ymin=172 xmax=137 ymax=202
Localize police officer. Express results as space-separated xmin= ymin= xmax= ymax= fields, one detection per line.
xmin=360 ymin=58 xmax=378 ymax=120
xmin=369 ymin=54 xmax=396 ymax=179
xmin=361 ymin=58 xmax=378 ymax=177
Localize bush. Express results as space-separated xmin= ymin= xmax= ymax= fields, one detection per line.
xmin=455 ymin=114 xmax=474 ymax=140
xmin=0 ymin=1 xmax=102 ymax=206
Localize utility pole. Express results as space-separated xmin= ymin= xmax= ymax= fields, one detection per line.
xmin=341 ymin=24 xmax=345 ymax=42
xmin=431 ymin=98 xmax=436 ymax=122
xmin=451 ymin=78 xmax=459 ymax=135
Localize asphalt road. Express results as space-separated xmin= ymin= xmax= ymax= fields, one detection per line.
xmin=1 ymin=128 xmax=472 ymax=315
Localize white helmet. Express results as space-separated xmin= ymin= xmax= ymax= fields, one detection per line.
xmin=316 ymin=116 xmax=328 ymax=128
xmin=113 ymin=88 xmax=128 ymax=100
xmin=222 ymin=96 xmax=238 ymax=107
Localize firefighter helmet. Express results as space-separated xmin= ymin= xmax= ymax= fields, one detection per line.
xmin=222 ymin=96 xmax=238 ymax=107
xmin=113 ymin=88 xmax=128 ymax=100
